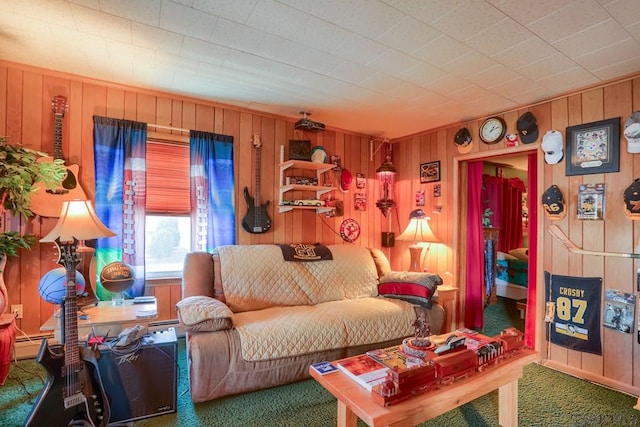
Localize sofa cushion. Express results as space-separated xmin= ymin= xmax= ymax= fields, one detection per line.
xmin=217 ymin=245 xmax=379 ymax=312
xmin=369 ymin=248 xmax=392 ymax=277
xmin=378 ymin=271 xmax=442 ymax=309
xmin=233 ymin=297 xmax=415 ymax=361
xmin=176 ymin=296 xmax=233 ymax=332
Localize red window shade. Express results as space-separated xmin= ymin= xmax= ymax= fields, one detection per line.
xmin=146 ymin=141 xmax=190 ymax=214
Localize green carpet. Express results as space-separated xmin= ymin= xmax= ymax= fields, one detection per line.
xmin=2 ymin=298 xmax=638 ymax=426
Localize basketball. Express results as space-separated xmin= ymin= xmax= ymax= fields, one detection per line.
xmin=100 ymin=261 xmax=135 ymax=293
xmin=38 ymin=267 xmax=86 ymax=305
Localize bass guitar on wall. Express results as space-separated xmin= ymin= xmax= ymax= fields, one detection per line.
xmin=25 ymin=237 xmax=111 ymax=426
xmin=30 ymin=95 xmax=87 ymax=218
xmin=242 ymin=133 xmax=272 ymax=234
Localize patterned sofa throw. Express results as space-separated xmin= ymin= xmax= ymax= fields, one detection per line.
xmin=378 ymin=271 xmax=443 ymax=309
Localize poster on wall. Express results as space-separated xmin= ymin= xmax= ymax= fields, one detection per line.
xmin=545 ymin=272 xmax=602 ymax=355
xmin=603 ymin=289 xmax=635 ymax=334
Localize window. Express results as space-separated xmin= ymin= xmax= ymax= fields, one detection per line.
xmin=145 ymin=140 xmax=190 ymax=279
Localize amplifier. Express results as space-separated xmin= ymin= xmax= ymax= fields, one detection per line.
xmin=97 ymin=328 xmax=177 ymax=425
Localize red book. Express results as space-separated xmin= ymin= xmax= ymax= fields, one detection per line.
xmin=337 ymin=354 xmax=389 ymax=391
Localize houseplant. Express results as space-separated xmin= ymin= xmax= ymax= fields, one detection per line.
xmin=0 ymin=136 xmax=64 ymax=384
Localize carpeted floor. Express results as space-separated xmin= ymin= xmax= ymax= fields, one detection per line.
xmin=2 ymin=298 xmax=638 ymax=426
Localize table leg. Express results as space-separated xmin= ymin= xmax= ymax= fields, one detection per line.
xmin=498 ymin=379 xmax=518 ymax=427
xmin=337 ymin=401 xmax=358 ymax=427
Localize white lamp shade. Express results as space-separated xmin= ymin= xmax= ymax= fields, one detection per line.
xmin=40 ymin=200 xmax=116 ymax=243
xmin=396 ymin=209 xmax=439 ymax=243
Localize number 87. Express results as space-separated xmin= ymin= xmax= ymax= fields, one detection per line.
xmin=556 ymin=297 xmax=587 ymax=324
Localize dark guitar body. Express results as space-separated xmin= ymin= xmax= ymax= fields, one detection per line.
xmin=24 ymin=339 xmax=111 ymax=427
xmin=242 ymin=187 xmax=272 ymax=234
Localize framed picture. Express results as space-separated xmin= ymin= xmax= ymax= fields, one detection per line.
xmin=577 ymin=183 xmax=605 ymax=220
xmin=565 ymin=118 xmax=620 ymax=176
xmin=420 ymin=161 xmax=441 ymax=183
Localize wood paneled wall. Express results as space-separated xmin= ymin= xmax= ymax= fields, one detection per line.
xmin=2 ymin=60 xmax=639 ymax=397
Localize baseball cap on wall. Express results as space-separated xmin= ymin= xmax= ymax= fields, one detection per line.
xmin=541 ymin=130 xmax=564 ymax=165
xmin=454 ymin=127 xmax=473 ymax=154
xmin=624 ymin=111 xmax=640 ymax=154
xmin=624 ymin=178 xmax=640 ymax=219
xmin=517 ymin=112 xmax=538 ymax=144
xmin=340 ymin=168 xmax=352 ymax=192
xmin=542 ymin=185 xmax=566 ymax=220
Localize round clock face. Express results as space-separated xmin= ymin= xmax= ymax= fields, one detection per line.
xmin=480 ymin=117 xmax=506 ymax=144
xmin=340 ymin=218 xmax=360 ymax=243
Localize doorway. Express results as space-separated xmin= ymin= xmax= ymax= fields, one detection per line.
xmin=453 ymin=148 xmax=539 ymax=348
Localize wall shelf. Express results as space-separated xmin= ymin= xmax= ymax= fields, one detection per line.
xmin=278 ymin=149 xmax=336 ymax=214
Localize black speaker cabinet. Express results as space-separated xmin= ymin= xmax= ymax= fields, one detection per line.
xmin=97 ymin=328 xmax=177 ymax=425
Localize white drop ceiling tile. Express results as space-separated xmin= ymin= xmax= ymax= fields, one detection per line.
xmin=337 ymin=0 xmax=405 ymax=40
xmin=96 ymin=0 xmax=162 ymax=27
xmin=3 ymin=0 xmax=77 ymax=29
xmin=224 ymin=50 xmax=305 ymax=83
xmin=385 ymin=82 xmax=435 ymax=101
xmin=439 ymin=51 xmax=498 ymax=79
xmin=447 ymin=84 xmax=495 ymax=104
xmin=592 ymin=56 xmax=640 ymax=81
xmin=465 ymin=17 xmax=535 ymax=57
xmin=107 ymin=39 xmax=156 ymax=64
xmin=465 ymin=94 xmax=517 ymax=116
xmin=624 ymin=21 xmax=640 ymax=41
xmin=70 ymin=0 xmax=99 ymax=9
xmin=288 ymin=47 xmax=348 ymax=77
xmin=132 ymin=22 xmax=183 ymax=54
xmin=192 ymin=0 xmax=258 ymax=24
xmin=367 ymin=49 xmax=424 ymax=77
xmin=490 ymin=75 xmax=542 ymax=100
xmin=71 ymin=4 xmax=132 ymax=43
xmin=573 ymin=37 xmax=640 ymax=71
xmin=491 ymin=36 xmax=558 ymax=68
xmin=516 ymin=52 xmax=579 ymax=81
xmin=413 ymin=34 xmax=472 ymax=67
xmin=332 ymin=33 xmax=388 ymax=65
xmin=466 ymin=64 xmax=521 ymax=88
xmin=397 ymin=62 xmax=449 ymax=87
xmin=536 ymin=66 xmax=597 ymax=92
xmin=246 ymin=0 xmax=309 ymax=40
xmin=329 ymin=61 xmax=379 ymax=85
xmin=599 ymin=0 xmax=640 ymax=27
xmin=552 ymin=19 xmax=629 ymax=59
xmin=361 ymin=72 xmax=406 ymax=94
xmin=168 ymin=0 xmax=193 ymax=7
xmin=295 ymin=16 xmax=352 ymax=53
xmin=159 ymin=0 xmax=217 ymax=41
xmin=430 ymin=0 xmax=507 ymax=41
xmin=493 ymin=0 xmax=574 ymax=25
xmin=209 ymin=18 xmax=269 ymax=56
xmin=379 ymin=16 xmax=440 ymax=54
xmin=526 ymin=0 xmax=608 ymax=44
xmin=381 ymin=0 xmax=467 ymax=25
xmin=0 ymin=11 xmax=54 ymax=41
xmin=181 ymin=37 xmax=229 ymax=65
xmin=425 ymin=74 xmax=474 ymax=96
xmin=278 ymin=0 xmax=357 ymax=26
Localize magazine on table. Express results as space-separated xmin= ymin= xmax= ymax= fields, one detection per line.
xmin=336 ymin=354 xmax=389 ymax=391
xmin=310 ymin=361 xmax=338 ymax=375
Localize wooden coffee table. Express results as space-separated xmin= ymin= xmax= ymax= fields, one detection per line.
xmin=310 ymin=348 xmax=538 ymax=427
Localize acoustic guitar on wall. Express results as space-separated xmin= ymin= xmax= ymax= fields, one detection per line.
xmin=242 ymin=133 xmax=272 ymax=234
xmin=31 ymin=95 xmax=87 ymax=217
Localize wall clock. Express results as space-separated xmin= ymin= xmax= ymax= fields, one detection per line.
xmin=340 ymin=218 xmax=360 ymax=243
xmin=479 ymin=116 xmax=507 ymax=144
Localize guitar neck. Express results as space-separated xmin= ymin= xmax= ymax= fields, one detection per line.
xmin=53 ymin=114 xmax=64 ymax=161
xmin=254 ymin=147 xmax=262 ymax=225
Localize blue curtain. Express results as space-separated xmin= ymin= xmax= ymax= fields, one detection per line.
xmin=93 ymin=116 xmax=147 ymax=299
xmin=189 ymin=131 xmax=235 ymax=251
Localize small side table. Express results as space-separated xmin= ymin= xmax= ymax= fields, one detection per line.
xmin=40 ymin=300 xmax=158 ymax=343
xmin=436 ymin=285 xmax=459 ymax=332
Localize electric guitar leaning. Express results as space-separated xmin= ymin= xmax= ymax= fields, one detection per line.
xmin=30 ymin=95 xmax=87 ymax=217
xmin=242 ymin=134 xmax=272 ymax=234
xmin=24 ymin=239 xmax=111 ymax=427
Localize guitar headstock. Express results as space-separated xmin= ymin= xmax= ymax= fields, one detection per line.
xmin=51 ymin=95 xmax=69 ymax=117
xmin=252 ymin=133 xmax=262 ymax=148
xmin=51 ymin=238 xmax=80 ymax=270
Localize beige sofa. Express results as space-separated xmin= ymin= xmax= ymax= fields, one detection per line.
xmin=178 ymin=244 xmax=445 ymax=403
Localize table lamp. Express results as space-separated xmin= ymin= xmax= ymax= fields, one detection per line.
xmin=396 ymin=209 xmax=439 ymax=272
xmin=40 ymin=200 xmax=115 ymax=306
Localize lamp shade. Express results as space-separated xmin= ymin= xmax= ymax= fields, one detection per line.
xmin=396 ymin=209 xmax=439 ymax=243
xmin=40 ymin=200 xmax=115 ymax=243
